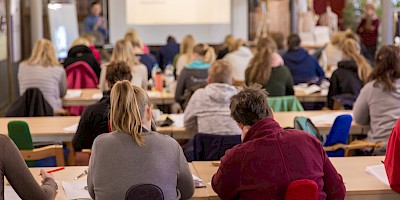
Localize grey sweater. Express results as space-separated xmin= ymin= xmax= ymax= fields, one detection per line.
xmin=0 ymin=135 xmax=57 ymax=200
xmin=353 ymin=79 xmax=400 ymax=143
xmin=88 ymin=131 xmax=194 ymax=200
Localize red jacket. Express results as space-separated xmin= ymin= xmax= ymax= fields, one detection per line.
xmin=212 ymin=117 xmax=345 ymax=200
xmin=357 ymin=18 xmax=379 ymax=47
xmin=385 ymin=118 xmax=400 ymax=193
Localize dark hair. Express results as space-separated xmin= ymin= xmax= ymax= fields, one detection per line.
xmin=246 ymin=37 xmax=276 ymax=85
xmin=167 ymin=36 xmax=176 ymax=43
xmin=90 ymin=1 xmax=100 ymax=7
xmin=230 ymin=84 xmax=272 ymax=126
xmin=287 ymin=34 xmax=301 ymax=50
xmin=105 ymin=61 xmax=133 ymax=88
xmin=270 ymin=32 xmax=285 ymax=50
xmin=369 ymin=45 xmax=400 ymax=91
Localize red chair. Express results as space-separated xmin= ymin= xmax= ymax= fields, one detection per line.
xmin=65 ymin=61 xmax=99 ymax=116
xmin=284 ymin=179 xmax=318 ymax=200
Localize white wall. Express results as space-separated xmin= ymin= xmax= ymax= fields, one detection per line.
xmin=109 ymin=0 xmax=248 ymax=45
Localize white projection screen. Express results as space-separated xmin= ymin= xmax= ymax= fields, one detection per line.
xmin=109 ymin=0 xmax=248 ymax=45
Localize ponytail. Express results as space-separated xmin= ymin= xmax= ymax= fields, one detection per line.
xmin=342 ymin=39 xmax=372 ymax=83
xmin=246 ymin=37 xmax=276 ymax=85
xmin=193 ymin=43 xmax=216 ymax=64
xmin=110 ymin=80 xmax=150 ymax=146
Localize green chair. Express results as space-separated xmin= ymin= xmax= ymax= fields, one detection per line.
xmin=268 ymin=96 xmax=304 ymax=112
xmin=8 ymin=121 xmax=65 ymax=167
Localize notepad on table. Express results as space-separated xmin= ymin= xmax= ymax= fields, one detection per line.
xmin=65 ymin=90 xmax=82 ymax=99
xmin=192 ymin=174 xmax=205 ymax=188
xmin=147 ymin=91 xmax=161 ymax=98
xmin=169 ymin=114 xmax=184 ymax=128
xmin=4 ymin=186 xmax=21 ymax=200
xmin=62 ymin=181 xmax=92 ymax=200
xmin=309 ymin=112 xmax=352 ymax=125
xmin=64 ymin=123 xmax=78 ymax=133
xmin=365 ymin=164 xmax=389 ymax=186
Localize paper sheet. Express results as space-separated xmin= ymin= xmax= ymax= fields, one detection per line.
xmin=365 ymin=164 xmax=389 ymax=186
xmin=65 ymin=90 xmax=83 ymax=99
xmin=64 ymin=123 xmax=78 ymax=133
xmin=147 ymin=91 xmax=161 ymax=98
xmin=309 ymin=113 xmax=352 ymax=125
xmin=4 ymin=186 xmax=22 ymax=200
xmin=91 ymin=92 xmax=103 ymax=100
xmin=303 ymin=85 xmax=321 ymax=95
xmin=62 ymin=181 xmax=92 ymax=200
xmin=169 ymin=114 xmax=184 ymax=128
xmin=192 ymin=174 xmax=205 ymax=188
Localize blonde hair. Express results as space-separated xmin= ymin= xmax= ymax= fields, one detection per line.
xmin=193 ymin=44 xmax=216 ymax=64
xmin=124 ymin=29 xmax=144 ymax=49
xmin=25 ymin=39 xmax=60 ymax=67
xmin=71 ymin=37 xmax=90 ymax=48
xmin=208 ymin=60 xmax=233 ymax=84
xmin=342 ymin=39 xmax=372 ymax=83
xmin=330 ymin=32 xmax=345 ymax=46
xmin=110 ymin=80 xmax=150 ymax=146
xmin=223 ymin=35 xmax=236 ymax=52
xmin=111 ymin=39 xmax=140 ymax=65
xmin=246 ymin=37 xmax=277 ymax=84
xmin=230 ymin=39 xmax=245 ymax=52
xmin=180 ymin=34 xmax=196 ymax=63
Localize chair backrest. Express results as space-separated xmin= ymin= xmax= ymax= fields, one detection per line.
xmin=324 ymin=114 xmax=353 ymax=157
xmin=125 ymin=184 xmax=164 ymax=200
xmin=268 ymin=96 xmax=304 ymax=112
xmin=294 ymin=117 xmax=324 ymax=143
xmin=285 ymin=179 xmax=318 ymax=200
xmin=65 ymin=61 xmax=99 ymax=89
xmin=191 ymin=133 xmax=241 ymax=161
xmin=8 ymin=121 xmax=35 ymax=166
xmin=20 ymin=145 xmax=65 ymax=167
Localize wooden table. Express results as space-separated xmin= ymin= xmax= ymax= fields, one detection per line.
xmin=192 ymin=156 xmax=400 ymax=200
xmin=62 ymin=89 xmax=175 ymax=106
xmin=4 ymin=164 xmax=209 ymax=200
xmin=295 ymin=90 xmax=327 ymax=103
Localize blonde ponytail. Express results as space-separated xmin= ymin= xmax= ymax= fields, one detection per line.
xmin=110 ymin=80 xmax=150 ymax=146
xmin=342 ymin=39 xmax=372 ymax=83
xmin=193 ymin=43 xmax=216 ymax=64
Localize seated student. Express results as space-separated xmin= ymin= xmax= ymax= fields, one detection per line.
xmin=328 ymin=39 xmax=372 ymax=109
xmin=175 ymin=43 xmax=216 ymax=106
xmin=385 ymin=118 xmax=400 ymax=193
xmin=211 ymin=85 xmax=346 ymax=199
xmin=63 ymin=37 xmax=101 ymax=79
xmin=157 ymin=36 xmax=180 ymax=69
xmin=18 ymin=39 xmax=67 ymax=113
xmin=223 ymin=39 xmax=253 ymax=82
xmin=270 ymin=32 xmax=286 ymax=56
xmin=131 ymin=40 xmax=157 ymax=79
xmin=124 ymin=29 xmax=150 ymax=54
xmin=245 ymin=37 xmax=294 ymax=97
xmin=184 ymin=60 xmax=241 ymax=135
xmin=73 ymin=61 xmax=132 ymax=151
xmin=217 ymin=34 xmax=235 ymax=59
xmin=176 ymin=34 xmax=196 ymax=76
xmin=322 ymin=31 xmax=345 ymax=68
xmin=82 ymin=33 xmax=102 ymax=64
xmin=99 ymin=39 xmax=148 ymax=91
xmin=87 ymin=80 xmax=194 ymax=200
xmin=353 ymin=45 xmax=400 ymax=155
xmin=0 ymin=135 xmax=57 ymax=200
xmin=283 ymin=34 xmax=325 ymax=84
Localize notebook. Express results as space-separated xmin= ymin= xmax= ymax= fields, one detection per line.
xmin=365 ymin=164 xmax=389 ymax=186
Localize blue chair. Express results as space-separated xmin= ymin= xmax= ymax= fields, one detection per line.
xmin=125 ymin=184 xmax=164 ymax=200
xmin=323 ymin=115 xmax=353 ymax=157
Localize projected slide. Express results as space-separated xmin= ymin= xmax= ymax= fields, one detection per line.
xmin=126 ymin=0 xmax=231 ymax=25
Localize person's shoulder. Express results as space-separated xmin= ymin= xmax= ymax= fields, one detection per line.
xmin=0 ymin=135 xmax=12 ymax=144
xmin=148 ymin=132 xmax=180 ymax=147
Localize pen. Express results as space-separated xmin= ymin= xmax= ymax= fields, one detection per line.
xmin=74 ymin=170 xmax=88 ymax=180
xmin=38 ymin=167 xmax=65 ymax=176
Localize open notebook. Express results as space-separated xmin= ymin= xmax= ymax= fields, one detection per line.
xmin=365 ymin=164 xmax=390 ymax=186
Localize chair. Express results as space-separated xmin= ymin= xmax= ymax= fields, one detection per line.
xmin=323 ymin=115 xmax=352 ymax=157
xmin=8 ymin=121 xmax=65 ymax=167
xmin=268 ymin=96 xmax=304 ymax=112
xmin=294 ymin=116 xmax=325 ymax=143
xmin=125 ymin=184 xmax=164 ymax=200
xmin=284 ymin=179 xmax=318 ymax=200
xmin=6 ymin=88 xmax=53 ymax=117
xmin=186 ymin=133 xmax=241 ymax=161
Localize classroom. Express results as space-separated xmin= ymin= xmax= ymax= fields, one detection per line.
xmin=1 ymin=0 xmax=400 ymax=199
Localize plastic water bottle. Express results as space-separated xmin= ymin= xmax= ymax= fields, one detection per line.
xmin=164 ymin=62 xmax=175 ymax=91
xmin=152 ymin=64 xmax=163 ymax=92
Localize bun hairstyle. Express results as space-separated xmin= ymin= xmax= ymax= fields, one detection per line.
xmin=193 ymin=43 xmax=216 ymax=64
xmin=110 ymin=80 xmax=150 ymax=146
xmin=370 ymin=45 xmax=400 ymax=91
xmin=341 ymin=39 xmax=372 ymax=83
xmin=105 ymin=61 xmax=133 ymax=88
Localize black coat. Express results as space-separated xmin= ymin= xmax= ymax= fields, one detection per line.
xmin=327 ymin=60 xmax=363 ymax=109
xmin=63 ymin=45 xmax=101 ymax=79
xmin=6 ymin=88 xmax=53 ymax=117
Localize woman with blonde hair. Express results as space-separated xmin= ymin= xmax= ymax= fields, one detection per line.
xmin=245 ymin=37 xmax=294 ymax=97
xmin=217 ymin=34 xmax=235 ymax=59
xmin=175 ymin=34 xmax=196 ymax=76
xmin=223 ymin=38 xmax=253 ymax=81
xmin=175 ymin=43 xmax=216 ymax=105
xmin=63 ymin=36 xmax=101 ymax=78
xmin=327 ymin=38 xmax=372 ymax=109
xmin=124 ymin=29 xmax=150 ymax=54
xmin=99 ymin=39 xmax=148 ymax=90
xmin=18 ymin=39 xmax=67 ymax=113
xmin=87 ymin=80 xmax=194 ymax=199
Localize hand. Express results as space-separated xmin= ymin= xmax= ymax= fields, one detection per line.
xmin=96 ymin=17 xmax=103 ymax=27
xmin=40 ymin=169 xmax=54 ymax=184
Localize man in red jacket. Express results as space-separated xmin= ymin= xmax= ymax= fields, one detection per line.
xmin=211 ymin=84 xmax=346 ymax=200
xmin=385 ymin=118 xmax=400 ymax=193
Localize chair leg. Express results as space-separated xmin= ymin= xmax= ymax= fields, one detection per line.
xmin=65 ymin=142 xmax=76 ymax=166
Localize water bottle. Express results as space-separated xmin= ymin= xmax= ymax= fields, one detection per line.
xmin=164 ymin=62 xmax=175 ymax=91
xmin=152 ymin=64 xmax=163 ymax=92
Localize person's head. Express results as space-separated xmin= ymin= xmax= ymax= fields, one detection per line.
xmin=82 ymin=33 xmax=97 ymax=45
xmin=369 ymin=45 xmax=400 ymax=91
xmin=124 ymin=29 xmax=143 ymax=49
xmin=344 ymin=29 xmax=360 ymax=44
xmin=287 ymin=34 xmax=301 ymax=51
xmin=90 ymin=1 xmax=101 ymax=16
xmin=167 ymin=36 xmax=176 ymax=44
xmin=129 ymin=40 xmax=143 ymax=54
xmin=110 ymin=80 xmax=152 ymax=146
xmin=330 ymin=31 xmax=346 ymax=46
xmin=246 ymin=37 xmax=277 ymax=85
xmin=26 ymin=39 xmax=60 ymax=67
xmin=208 ymin=60 xmax=234 ymax=84
xmin=180 ymin=34 xmax=195 ymax=54
xmin=341 ymin=39 xmax=372 ymax=83
xmin=105 ymin=61 xmax=133 ymax=89
xmin=230 ymin=84 xmax=273 ymax=140
xmin=223 ymin=35 xmax=236 ymax=52
xmin=111 ymin=39 xmax=140 ymax=65
xmin=365 ymin=3 xmax=377 ymax=17
xmin=270 ymin=32 xmax=285 ymax=50
xmin=230 ymin=39 xmax=245 ymax=52
xmin=70 ymin=37 xmax=90 ymax=48
xmin=193 ymin=43 xmax=216 ymax=64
